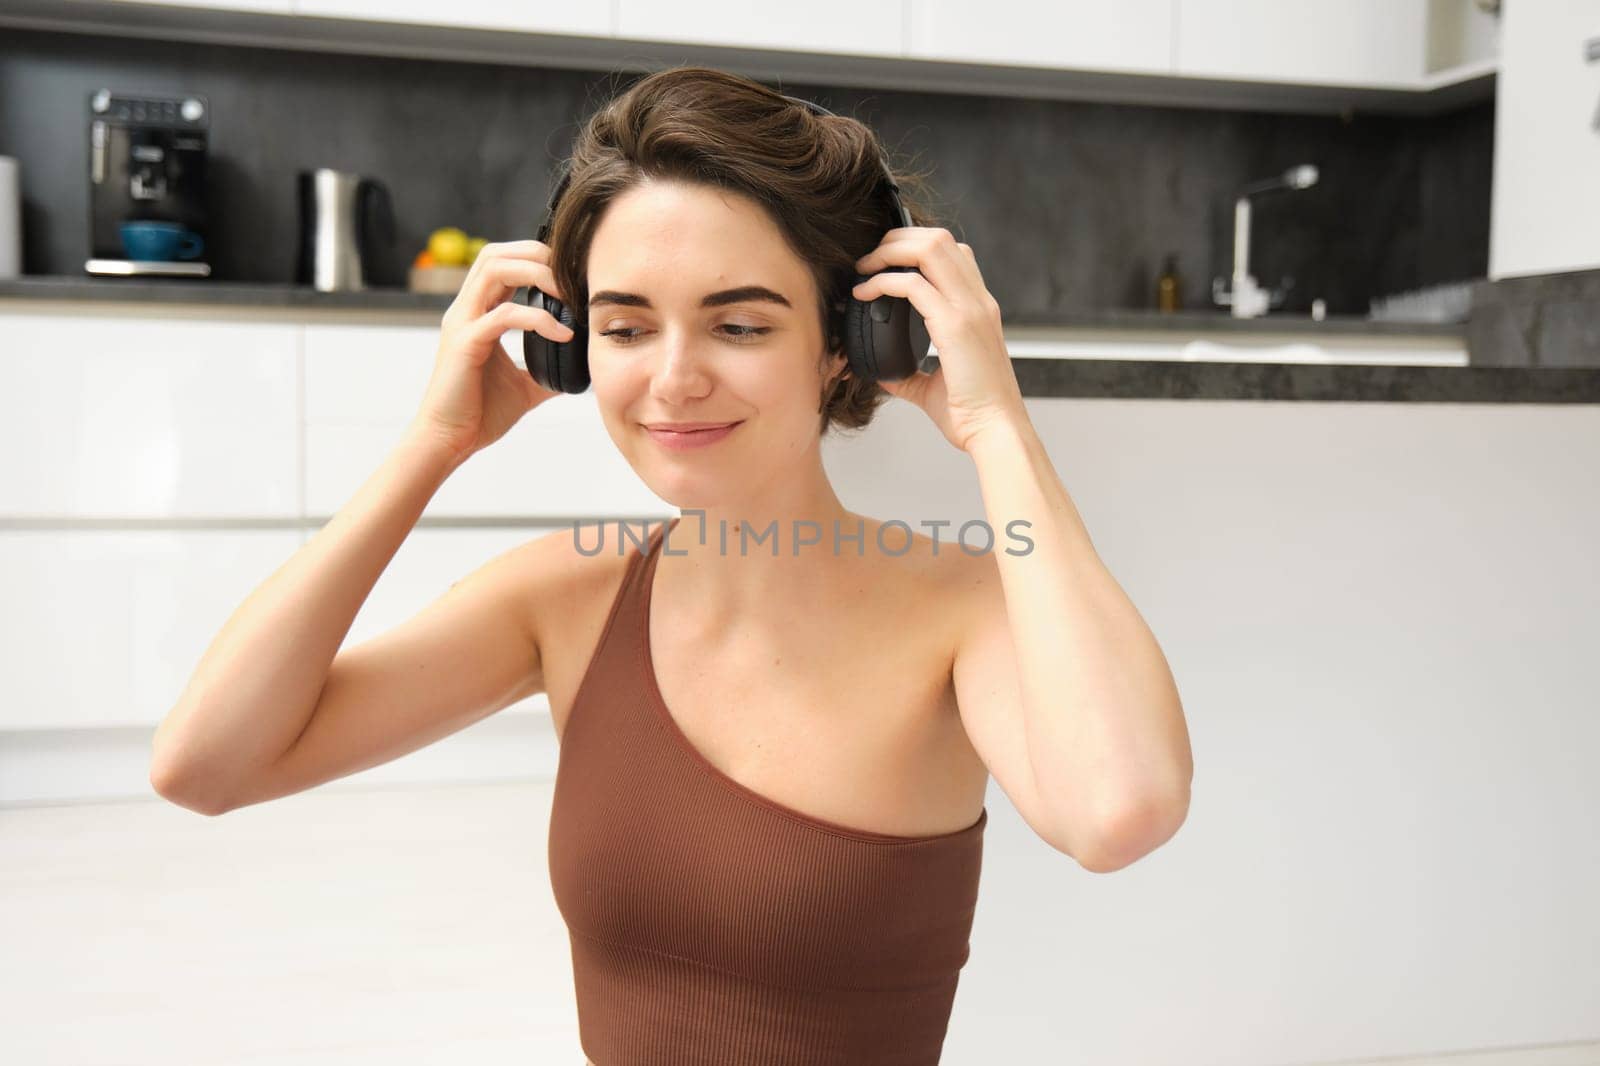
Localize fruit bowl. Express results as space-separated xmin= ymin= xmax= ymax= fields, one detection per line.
xmin=408 ymin=264 xmax=470 ymax=294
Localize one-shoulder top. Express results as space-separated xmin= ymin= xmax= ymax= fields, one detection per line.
xmin=547 ymin=517 xmax=988 ymax=1066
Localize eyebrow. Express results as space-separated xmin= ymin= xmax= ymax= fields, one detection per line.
xmin=588 ymin=285 xmax=793 ymax=311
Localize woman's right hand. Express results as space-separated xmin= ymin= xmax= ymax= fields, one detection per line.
xmin=409 ymin=239 xmax=576 ymax=465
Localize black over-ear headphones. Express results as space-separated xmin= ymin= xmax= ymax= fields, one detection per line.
xmin=521 ymin=94 xmax=930 ymax=394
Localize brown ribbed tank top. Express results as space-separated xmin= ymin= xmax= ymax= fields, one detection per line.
xmin=547 ymin=517 xmax=988 ymax=1066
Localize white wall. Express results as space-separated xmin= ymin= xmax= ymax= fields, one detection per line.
xmin=1489 ymin=0 xmax=1600 ymax=278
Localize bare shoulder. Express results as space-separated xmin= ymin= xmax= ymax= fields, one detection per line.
xmin=934 ymin=530 xmax=1007 ymax=603
xmin=855 ymin=518 xmax=1000 ymax=658
xmin=512 ymin=524 xmax=639 ymax=679
xmin=515 ymin=523 xmax=663 ymax=739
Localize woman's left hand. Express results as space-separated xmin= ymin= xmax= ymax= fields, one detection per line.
xmin=852 ymin=228 xmax=1028 ymax=453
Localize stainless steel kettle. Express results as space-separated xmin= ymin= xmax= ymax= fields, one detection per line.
xmin=295 ymin=168 xmax=395 ymax=291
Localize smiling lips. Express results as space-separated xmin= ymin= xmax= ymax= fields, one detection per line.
xmin=644 ymin=420 xmax=742 ymax=451
xmin=645 ymin=421 xmax=739 ymax=431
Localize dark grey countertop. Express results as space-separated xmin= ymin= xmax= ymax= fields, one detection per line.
xmin=5 ymin=275 xmax=1595 ymax=403
xmin=0 ymin=274 xmax=1462 ymax=335
xmin=986 ymin=356 xmax=1599 ymax=404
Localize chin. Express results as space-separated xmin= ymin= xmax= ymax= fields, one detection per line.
xmin=642 ymin=472 xmax=740 ymax=512
xmin=625 ymin=448 xmax=720 ymax=501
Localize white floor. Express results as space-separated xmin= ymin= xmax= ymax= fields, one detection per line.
xmin=1 ymin=779 xmax=584 ymax=1066
xmin=7 ymin=778 xmax=1600 ymax=1066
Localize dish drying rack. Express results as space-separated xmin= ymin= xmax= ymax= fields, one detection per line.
xmin=1368 ymin=280 xmax=1477 ymax=324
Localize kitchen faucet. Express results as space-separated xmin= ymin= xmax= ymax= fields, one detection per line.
xmin=1212 ymin=164 xmax=1319 ymax=318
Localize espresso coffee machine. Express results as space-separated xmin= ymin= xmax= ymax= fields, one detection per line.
xmin=85 ymin=88 xmax=212 ymax=277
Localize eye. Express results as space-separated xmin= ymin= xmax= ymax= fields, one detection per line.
xmin=718 ymin=324 xmax=772 ymax=342
xmin=596 ymin=324 xmax=774 ymax=346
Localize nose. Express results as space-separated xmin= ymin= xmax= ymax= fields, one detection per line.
xmin=647 ymin=326 xmax=714 ymax=404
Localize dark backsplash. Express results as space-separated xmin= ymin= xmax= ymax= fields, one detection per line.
xmin=0 ymin=27 xmax=1493 ymax=317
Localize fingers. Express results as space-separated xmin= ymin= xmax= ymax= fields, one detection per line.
xmin=463 ymin=239 xmax=554 ymax=276
xmin=459 ymin=239 xmax=551 ymax=292
xmin=466 ymin=251 xmax=567 ymax=320
xmin=852 ymin=267 xmax=948 ymax=321
xmin=952 ymin=240 xmax=989 ymax=293
xmin=468 ymin=297 xmax=575 ymax=349
xmin=857 ymin=230 xmax=988 ymax=312
xmin=478 ymin=239 xmax=553 ymax=258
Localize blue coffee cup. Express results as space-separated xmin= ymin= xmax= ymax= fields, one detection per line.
xmin=121 ymin=221 xmax=205 ymax=261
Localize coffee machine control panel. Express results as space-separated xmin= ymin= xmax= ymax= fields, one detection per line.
xmin=91 ymin=89 xmax=207 ymax=129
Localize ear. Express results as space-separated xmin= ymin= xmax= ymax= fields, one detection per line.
xmin=822 ymin=344 xmax=851 ymax=387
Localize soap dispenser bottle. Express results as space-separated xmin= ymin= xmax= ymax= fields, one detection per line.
xmin=1156 ymin=253 xmax=1181 ymax=313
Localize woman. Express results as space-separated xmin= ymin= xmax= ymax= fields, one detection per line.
xmin=151 ymin=65 xmax=1192 ymax=1066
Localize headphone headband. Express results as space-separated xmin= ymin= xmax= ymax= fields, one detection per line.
xmin=535 ymin=92 xmax=910 ymax=242
xmin=782 ymin=95 xmax=913 ymax=230
xmin=522 ymin=91 xmax=929 ymax=393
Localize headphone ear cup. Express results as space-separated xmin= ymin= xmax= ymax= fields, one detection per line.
xmin=846 ymin=269 xmax=928 ymax=383
xmin=843 ymin=290 xmax=879 ymax=384
xmin=522 ymin=287 xmax=590 ymax=393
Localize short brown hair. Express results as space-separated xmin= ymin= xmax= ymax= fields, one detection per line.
xmin=546 ymin=65 xmax=946 ymax=436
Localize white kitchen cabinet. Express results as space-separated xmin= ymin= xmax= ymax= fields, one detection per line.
xmin=13 ymin=0 xmax=1500 ymax=113
xmin=292 ymin=0 xmax=609 ymax=35
xmin=614 ymin=0 xmax=903 ymax=59
xmin=1489 ymin=0 xmax=1600 ymax=278
xmin=1175 ymin=0 xmax=1429 ymax=87
xmin=301 ymin=322 xmax=668 ymax=519
xmin=0 ymin=528 xmax=302 ymax=730
xmin=1426 ymin=0 xmax=1500 ymax=75
xmin=0 ymin=312 xmax=298 ymax=518
xmin=0 ymin=523 xmax=553 ymax=733
xmin=905 ymin=0 xmax=1173 ymax=75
